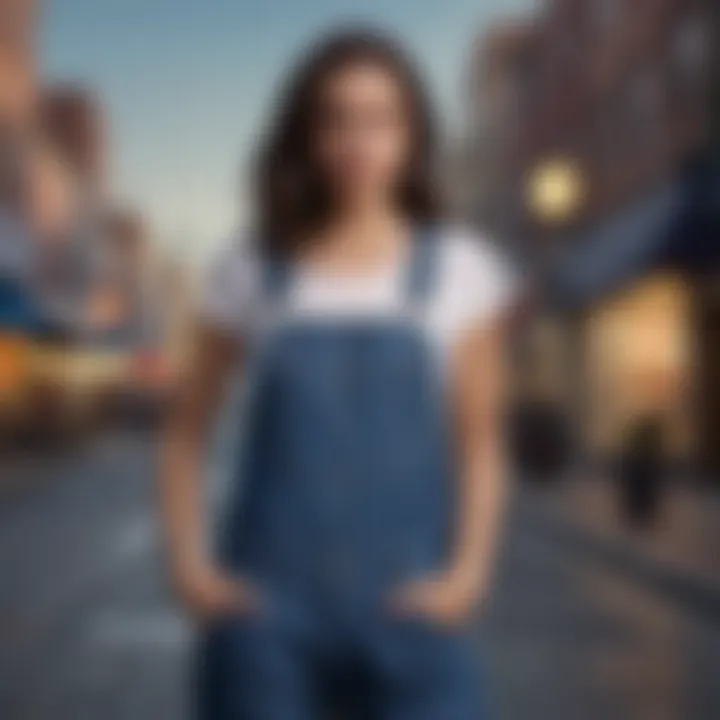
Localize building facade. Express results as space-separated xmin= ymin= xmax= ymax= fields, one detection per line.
xmin=0 ymin=0 xmax=36 ymax=127
xmin=39 ymin=86 xmax=106 ymax=191
xmin=471 ymin=0 xmax=720 ymax=470
xmin=466 ymin=21 xmax=540 ymax=254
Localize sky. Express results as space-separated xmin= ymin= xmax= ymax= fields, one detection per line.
xmin=42 ymin=0 xmax=536 ymax=265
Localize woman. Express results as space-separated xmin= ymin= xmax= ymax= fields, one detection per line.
xmin=160 ymin=28 xmax=516 ymax=719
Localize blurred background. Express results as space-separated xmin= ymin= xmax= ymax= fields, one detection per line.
xmin=1 ymin=1 xmax=719 ymax=719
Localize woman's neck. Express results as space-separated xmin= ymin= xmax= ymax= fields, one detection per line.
xmin=305 ymin=207 xmax=410 ymax=275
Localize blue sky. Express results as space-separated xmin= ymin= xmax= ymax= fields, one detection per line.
xmin=42 ymin=0 xmax=535 ymax=263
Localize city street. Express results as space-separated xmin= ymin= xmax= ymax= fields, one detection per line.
xmin=2 ymin=434 xmax=720 ymax=720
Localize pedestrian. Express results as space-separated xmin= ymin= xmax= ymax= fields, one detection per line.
xmin=159 ymin=27 xmax=516 ymax=719
xmin=618 ymin=414 xmax=666 ymax=528
xmin=510 ymin=397 xmax=572 ymax=484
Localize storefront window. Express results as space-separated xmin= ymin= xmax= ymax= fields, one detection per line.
xmin=584 ymin=274 xmax=694 ymax=458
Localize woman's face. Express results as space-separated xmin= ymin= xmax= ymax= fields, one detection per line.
xmin=313 ymin=61 xmax=412 ymax=210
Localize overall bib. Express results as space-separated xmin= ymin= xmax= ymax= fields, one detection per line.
xmin=197 ymin=232 xmax=482 ymax=719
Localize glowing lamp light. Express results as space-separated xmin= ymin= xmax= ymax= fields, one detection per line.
xmin=0 ymin=336 xmax=29 ymax=397
xmin=527 ymin=158 xmax=586 ymax=225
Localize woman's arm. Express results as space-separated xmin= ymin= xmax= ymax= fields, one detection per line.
xmin=391 ymin=316 xmax=510 ymax=626
xmin=446 ymin=316 xmax=509 ymax=604
xmin=159 ymin=321 xmax=257 ymax=620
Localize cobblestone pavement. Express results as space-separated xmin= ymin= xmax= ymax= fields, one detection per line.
xmin=2 ymin=436 xmax=720 ymax=720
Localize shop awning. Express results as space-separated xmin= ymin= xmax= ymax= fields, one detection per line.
xmin=547 ymin=180 xmax=689 ymax=307
xmin=671 ymin=155 xmax=720 ymax=269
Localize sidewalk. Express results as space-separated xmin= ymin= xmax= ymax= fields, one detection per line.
xmin=521 ymin=473 xmax=720 ymax=619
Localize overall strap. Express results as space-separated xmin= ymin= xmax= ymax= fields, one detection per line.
xmin=405 ymin=226 xmax=439 ymax=311
xmin=257 ymin=249 xmax=295 ymax=339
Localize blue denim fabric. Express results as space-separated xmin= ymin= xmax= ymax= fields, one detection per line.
xmin=197 ymin=232 xmax=482 ymax=719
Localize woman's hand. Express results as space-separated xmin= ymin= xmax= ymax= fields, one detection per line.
xmin=158 ymin=323 xmax=246 ymax=623
xmin=171 ymin=556 xmax=259 ymax=622
xmin=388 ymin=569 xmax=485 ymax=629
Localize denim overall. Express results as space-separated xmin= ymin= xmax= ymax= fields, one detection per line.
xmin=197 ymin=231 xmax=482 ymax=719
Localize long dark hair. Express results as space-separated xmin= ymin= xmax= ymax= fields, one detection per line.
xmin=253 ymin=27 xmax=443 ymax=257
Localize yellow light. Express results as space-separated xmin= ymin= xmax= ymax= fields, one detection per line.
xmin=0 ymin=335 xmax=30 ymax=397
xmin=527 ymin=158 xmax=586 ymax=224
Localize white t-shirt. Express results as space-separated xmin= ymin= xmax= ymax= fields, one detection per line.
xmin=202 ymin=226 xmax=517 ymax=368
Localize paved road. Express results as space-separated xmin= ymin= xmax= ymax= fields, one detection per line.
xmin=1 ymin=435 xmax=720 ymax=720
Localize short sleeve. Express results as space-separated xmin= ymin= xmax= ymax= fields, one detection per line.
xmin=434 ymin=227 xmax=519 ymax=344
xmin=199 ymin=236 xmax=260 ymax=340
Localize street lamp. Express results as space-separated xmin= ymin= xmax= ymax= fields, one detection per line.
xmin=526 ymin=157 xmax=587 ymax=225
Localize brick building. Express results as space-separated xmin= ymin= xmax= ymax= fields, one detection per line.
xmin=467 ymin=21 xmax=540 ymax=250
xmin=0 ymin=0 xmax=36 ymax=126
xmin=470 ymin=0 xmax=720 ymax=471
xmin=0 ymin=0 xmax=36 ymax=213
xmin=473 ymin=0 xmax=717 ymax=243
xmin=39 ymin=86 xmax=106 ymax=189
